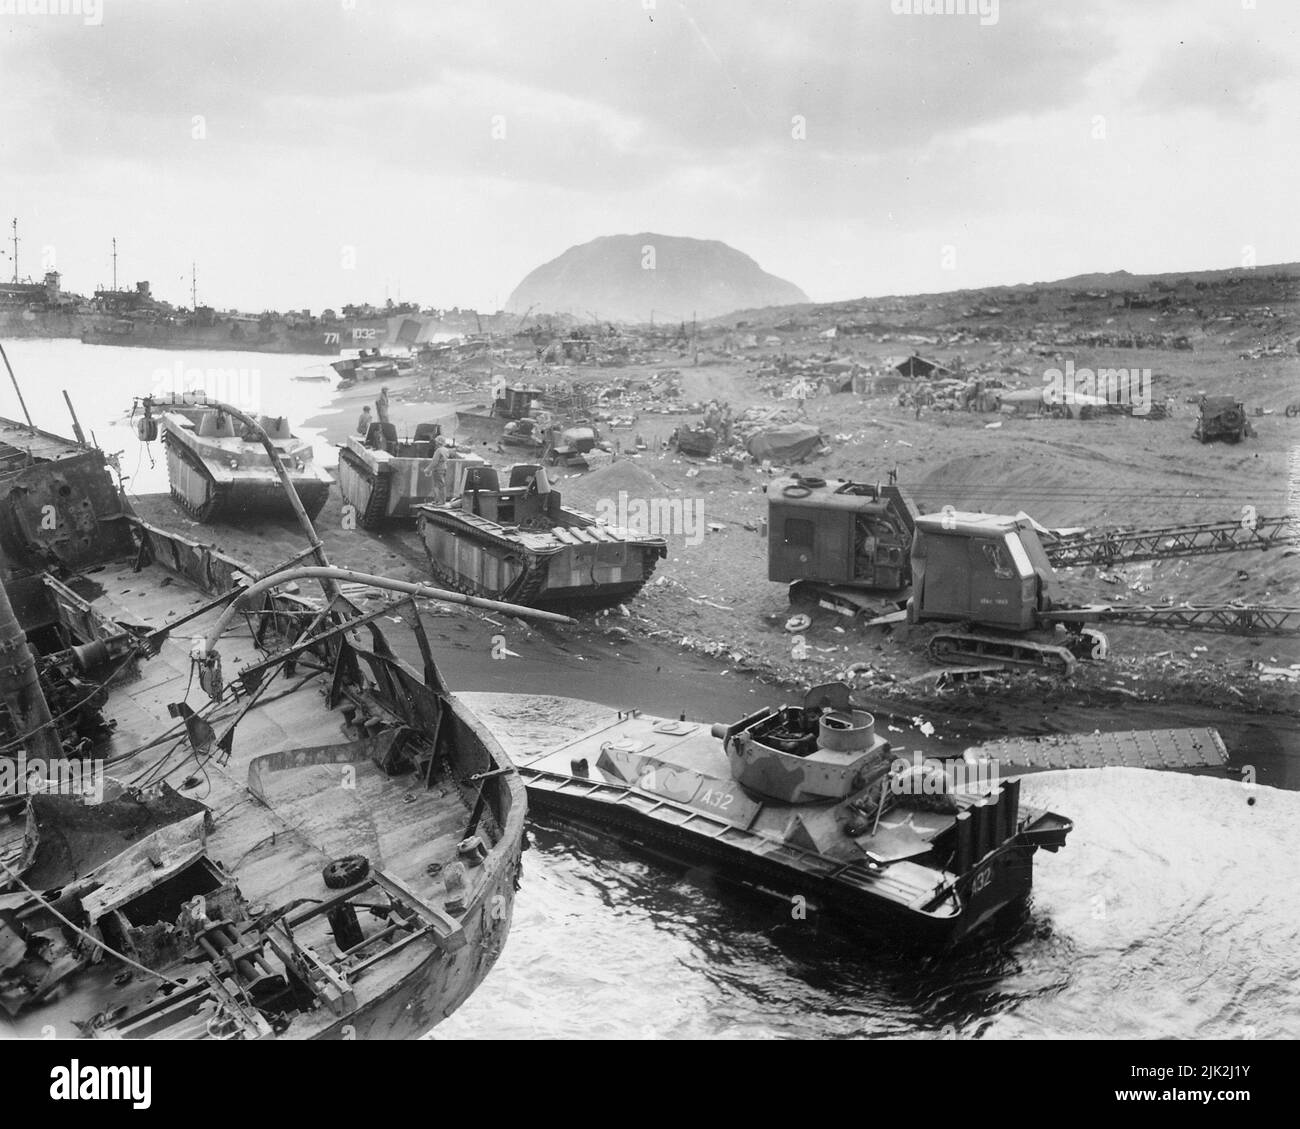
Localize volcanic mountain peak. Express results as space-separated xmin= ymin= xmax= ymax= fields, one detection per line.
xmin=505 ymin=233 xmax=809 ymax=325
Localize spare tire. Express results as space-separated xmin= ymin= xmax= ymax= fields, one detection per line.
xmin=323 ymin=855 xmax=370 ymax=890
xmin=794 ymin=475 xmax=827 ymax=488
xmin=1221 ymin=407 xmax=1243 ymax=428
xmin=782 ymin=484 xmax=812 ymax=498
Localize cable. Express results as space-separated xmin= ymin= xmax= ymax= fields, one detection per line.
xmin=0 ymin=858 xmax=186 ymax=988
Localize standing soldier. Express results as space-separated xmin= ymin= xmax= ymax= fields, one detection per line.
xmin=357 ymin=404 xmax=373 ymax=437
xmin=375 ymin=386 xmax=391 ymax=426
xmin=428 ymin=435 xmax=450 ymax=504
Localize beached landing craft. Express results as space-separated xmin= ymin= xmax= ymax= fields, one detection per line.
xmin=415 ymin=463 xmax=667 ymax=607
xmin=135 ymin=393 xmax=333 ymax=523
xmin=0 ymin=405 xmax=568 ymax=1038
xmin=336 ymin=422 xmax=488 ymax=530
xmin=513 ymin=682 xmax=1074 ymax=944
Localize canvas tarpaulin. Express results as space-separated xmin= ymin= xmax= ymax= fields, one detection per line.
xmin=745 ymin=424 xmax=827 ymax=464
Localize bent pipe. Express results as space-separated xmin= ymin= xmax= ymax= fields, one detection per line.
xmin=202 ymin=565 xmax=573 ymax=654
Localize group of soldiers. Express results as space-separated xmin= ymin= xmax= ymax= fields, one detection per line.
xmin=701 ymin=399 xmax=735 ymax=442
xmin=355 ymin=384 xmax=453 ymax=503
xmin=355 ymin=385 xmax=391 ymax=436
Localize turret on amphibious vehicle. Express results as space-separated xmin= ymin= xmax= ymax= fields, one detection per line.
xmin=337 ymin=422 xmax=489 ymax=529
xmin=414 ymin=463 xmax=667 ymax=607
xmin=138 ymin=394 xmax=332 ymax=523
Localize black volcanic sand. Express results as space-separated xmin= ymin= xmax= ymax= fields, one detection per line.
xmin=302 ymin=370 xmax=462 ymax=446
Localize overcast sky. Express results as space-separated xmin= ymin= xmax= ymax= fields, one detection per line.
xmin=1 ymin=0 xmax=1297 ymax=314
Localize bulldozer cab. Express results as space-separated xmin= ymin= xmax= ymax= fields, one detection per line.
xmin=493 ymin=385 xmax=541 ymax=419
xmin=909 ymin=513 xmax=1055 ymax=631
xmin=767 ymin=478 xmax=917 ymax=592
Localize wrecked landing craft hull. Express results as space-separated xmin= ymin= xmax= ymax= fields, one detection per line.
xmin=0 ymin=418 xmax=526 ymax=1039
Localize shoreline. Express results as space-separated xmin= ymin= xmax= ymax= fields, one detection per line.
xmin=302 ymin=369 xmax=466 ymax=446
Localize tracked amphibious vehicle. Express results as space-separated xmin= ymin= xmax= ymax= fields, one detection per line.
xmin=514 ymin=682 xmax=1073 ymax=943
xmin=337 ymin=422 xmax=488 ymax=529
xmin=415 ymin=463 xmax=667 ymax=607
xmin=138 ymin=394 xmax=333 ymax=523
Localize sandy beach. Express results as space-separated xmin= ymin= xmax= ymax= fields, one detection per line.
xmin=302 ymin=370 xmax=462 ymax=447
xmin=126 ymin=326 xmax=1300 ymax=745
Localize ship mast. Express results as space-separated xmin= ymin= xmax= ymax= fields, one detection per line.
xmin=191 ymin=262 xmax=197 ymax=310
xmin=111 ymin=236 xmax=117 ymax=291
xmin=9 ymin=218 xmax=17 ymax=284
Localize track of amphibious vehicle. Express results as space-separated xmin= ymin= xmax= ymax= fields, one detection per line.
xmin=163 ymin=430 xmax=329 ymax=524
xmin=337 ymin=446 xmax=394 ymax=530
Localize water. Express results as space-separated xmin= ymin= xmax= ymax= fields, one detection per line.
xmin=439 ymin=694 xmax=1300 ymax=1040
xmin=0 ymin=338 xmax=349 ymax=496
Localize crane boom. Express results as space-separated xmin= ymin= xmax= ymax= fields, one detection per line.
xmin=1048 ymin=603 xmax=1300 ymax=635
xmin=1045 ymin=515 xmax=1299 ymax=567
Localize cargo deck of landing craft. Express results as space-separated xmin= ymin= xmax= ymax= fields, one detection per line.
xmin=1 ymin=557 xmax=497 ymax=1037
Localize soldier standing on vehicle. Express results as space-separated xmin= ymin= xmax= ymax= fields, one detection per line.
xmin=429 ymin=435 xmax=450 ymax=504
xmin=376 ymin=386 xmax=391 ymax=425
xmin=357 ymin=404 xmax=373 ymax=437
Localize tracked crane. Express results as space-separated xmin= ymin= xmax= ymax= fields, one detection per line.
xmin=909 ymin=511 xmax=1300 ymax=674
xmin=768 ymin=476 xmax=1297 ymax=599
xmin=765 ymin=477 xmax=1299 ymax=672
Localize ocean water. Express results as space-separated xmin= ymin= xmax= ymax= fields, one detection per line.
xmin=438 ymin=693 xmax=1300 ymax=1040
xmin=0 ymin=338 xmax=350 ymax=496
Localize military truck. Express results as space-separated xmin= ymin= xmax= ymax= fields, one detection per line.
xmin=1194 ymin=396 xmax=1253 ymax=443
